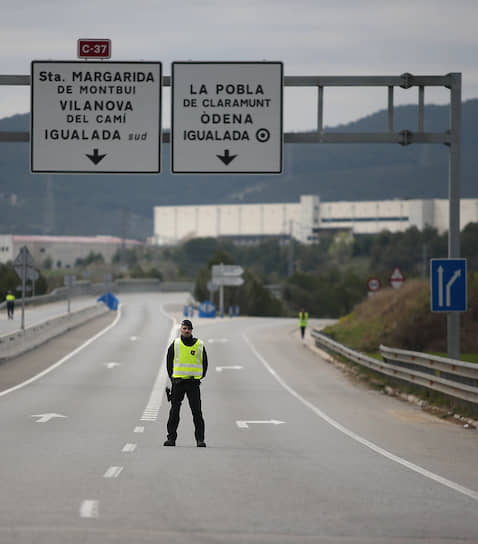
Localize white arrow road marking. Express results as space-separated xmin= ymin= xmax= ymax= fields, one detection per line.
xmin=122 ymin=443 xmax=137 ymax=453
xmin=216 ymin=365 xmax=243 ymax=372
xmin=103 ymin=466 xmax=123 ymax=478
xmin=438 ymin=265 xmax=444 ymax=306
xmin=105 ymin=362 xmax=121 ymax=369
xmin=236 ymin=419 xmax=285 ymax=429
xmin=208 ymin=338 xmax=230 ymax=343
xmin=446 ymin=269 xmax=461 ymax=306
xmin=31 ymin=413 xmax=67 ymax=423
xmin=79 ymin=500 xmax=99 ymax=519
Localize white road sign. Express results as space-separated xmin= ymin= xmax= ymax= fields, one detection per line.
xmin=31 ymin=61 xmax=162 ymax=173
xmin=389 ymin=266 xmax=405 ymax=289
xmin=211 ymin=276 xmax=244 ymax=287
xmin=212 ymin=264 xmax=244 ymax=277
xmin=367 ymin=277 xmax=381 ymax=292
xmin=172 ymin=61 xmax=283 ymax=173
xmin=14 ymin=246 xmax=34 ymax=267
xmin=14 ymin=246 xmax=35 ymax=281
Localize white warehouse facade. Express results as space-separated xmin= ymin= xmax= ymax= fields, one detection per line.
xmin=0 ymin=234 xmax=143 ymax=268
xmin=152 ymin=196 xmax=478 ymax=246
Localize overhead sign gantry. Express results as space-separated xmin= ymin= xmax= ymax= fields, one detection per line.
xmin=3 ymin=65 xmax=462 ymax=359
xmin=30 ymin=61 xmax=162 ymax=173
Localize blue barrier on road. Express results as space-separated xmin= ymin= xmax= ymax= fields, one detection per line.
xmin=198 ymin=300 xmax=216 ymax=318
xmin=97 ymin=292 xmax=119 ymax=311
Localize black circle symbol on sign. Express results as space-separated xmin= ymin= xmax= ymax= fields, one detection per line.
xmin=255 ymin=128 xmax=270 ymax=143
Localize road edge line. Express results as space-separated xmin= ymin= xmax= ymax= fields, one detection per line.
xmin=0 ymin=305 xmax=122 ymax=398
xmin=242 ymin=329 xmax=478 ymax=503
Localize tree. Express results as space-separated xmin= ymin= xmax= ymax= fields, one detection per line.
xmin=75 ymin=251 xmax=105 ymax=267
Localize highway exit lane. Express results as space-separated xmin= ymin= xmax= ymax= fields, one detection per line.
xmin=0 ymin=293 xmax=476 ymax=543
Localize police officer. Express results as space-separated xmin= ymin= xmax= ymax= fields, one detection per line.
xmin=299 ymin=308 xmax=308 ymax=340
xmin=164 ymin=319 xmax=208 ymax=447
xmin=6 ymin=291 xmax=15 ymax=320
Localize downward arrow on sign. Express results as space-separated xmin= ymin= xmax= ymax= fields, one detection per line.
xmin=86 ymin=148 xmax=107 ymax=165
xmin=216 ymin=149 xmax=237 ymax=165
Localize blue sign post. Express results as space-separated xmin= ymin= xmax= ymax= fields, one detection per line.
xmin=430 ymin=258 xmax=467 ymax=312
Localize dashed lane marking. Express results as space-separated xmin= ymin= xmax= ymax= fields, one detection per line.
xmin=139 ymin=312 xmax=177 ymax=422
xmin=79 ymin=500 xmax=99 ymax=519
xmin=103 ymin=466 xmax=123 ymax=479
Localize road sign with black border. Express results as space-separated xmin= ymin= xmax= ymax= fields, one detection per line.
xmin=30 ymin=61 xmax=162 ymax=174
xmin=171 ymin=61 xmax=283 ymax=174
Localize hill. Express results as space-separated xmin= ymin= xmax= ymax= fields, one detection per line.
xmin=323 ymin=276 xmax=478 ymax=355
xmin=1 ymin=99 xmax=478 ymax=238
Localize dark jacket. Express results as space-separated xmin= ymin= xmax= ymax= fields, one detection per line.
xmin=166 ymin=335 xmax=208 ymax=380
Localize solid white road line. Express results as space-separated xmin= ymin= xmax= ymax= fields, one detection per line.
xmin=103 ymin=466 xmax=123 ymax=478
xmin=0 ymin=305 xmax=122 ymax=398
xmin=79 ymin=500 xmax=99 ymax=519
xmin=243 ymin=329 xmax=478 ymax=503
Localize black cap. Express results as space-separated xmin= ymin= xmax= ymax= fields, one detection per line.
xmin=181 ymin=319 xmax=193 ymax=329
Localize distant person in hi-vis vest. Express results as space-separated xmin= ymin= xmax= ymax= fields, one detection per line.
xmin=6 ymin=291 xmax=15 ymax=320
xmin=164 ymin=319 xmax=208 ymax=447
xmin=299 ymin=309 xmax=308 ymax=340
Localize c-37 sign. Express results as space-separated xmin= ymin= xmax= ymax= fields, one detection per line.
xmin=171 ymin=61 xmax=283 ymax=174
xmin=30 ymin=61 xmax=162 ymax=173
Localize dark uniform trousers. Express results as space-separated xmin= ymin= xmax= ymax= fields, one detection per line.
xmin=166 ymin=379 xmax=205 ymax=442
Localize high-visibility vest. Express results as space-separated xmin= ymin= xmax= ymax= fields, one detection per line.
xmin=299 ymin=312 xmax=308 ymax=327
xmin=6 ymin=294 xmax=15 ymax=302
xmin=172 ymin=338 xmax=204 ymax=379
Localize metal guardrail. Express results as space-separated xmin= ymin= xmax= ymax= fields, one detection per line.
xmin=311 ymin=330 xmax=478 ymax=406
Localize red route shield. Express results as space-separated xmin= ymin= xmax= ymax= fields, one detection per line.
xmin=77 ymin=39 xmax=111 ymax=59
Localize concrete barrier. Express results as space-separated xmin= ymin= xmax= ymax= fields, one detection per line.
xmin=0 ymin=303 xmax=110 ymax=360
xmin=0 ymin=279 xmax=192 ymax=313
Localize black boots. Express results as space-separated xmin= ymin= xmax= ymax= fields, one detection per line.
xmin=163 ymin=439 xmax=206 ymax=447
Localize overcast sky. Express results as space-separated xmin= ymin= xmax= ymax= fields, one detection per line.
xmin=1 ymin=0 xmax=477 ymax=130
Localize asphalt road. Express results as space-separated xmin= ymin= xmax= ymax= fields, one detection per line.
xmin=0 ymin=295 xmax=100 ymax=334
xmin=0 ymin=292 xmax=477 ymax=543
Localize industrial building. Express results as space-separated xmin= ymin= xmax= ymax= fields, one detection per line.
xmin=152 ymin=196 xmax=478 ymax=245
xmin=0 ymin=234 xmax=143 ymax=267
